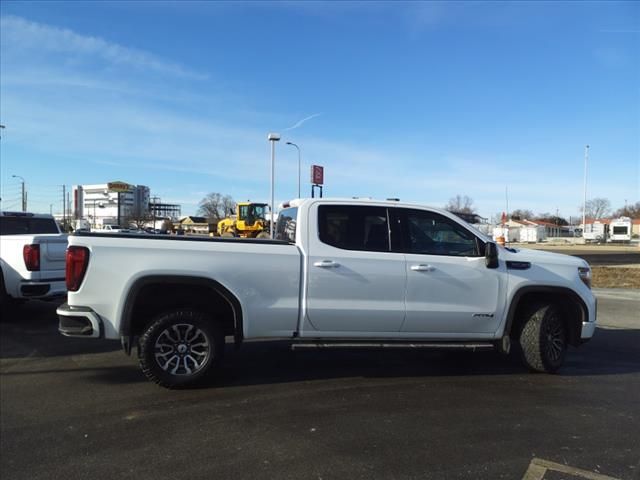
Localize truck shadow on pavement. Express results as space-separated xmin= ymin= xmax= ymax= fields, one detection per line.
xmin=195 ymin=327 xmax=640 ymax=389
xmin=2 ymin=300 xmax=638 ymax=386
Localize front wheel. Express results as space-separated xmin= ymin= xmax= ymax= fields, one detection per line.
xmin=138 ymin=310 xmax=224 ymax=388
xmin=518 ymin=303 xmax=567 ymax=373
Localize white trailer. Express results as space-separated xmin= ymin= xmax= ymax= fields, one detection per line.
xmin=582 ymin=222 xmax=608 ymax=243
xmin=609 ymin=217 xmax=632 ymax=243
xmin=520 ymin=226 xmax=546 ymax=243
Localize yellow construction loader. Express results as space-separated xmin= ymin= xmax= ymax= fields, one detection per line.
xmin=217 ymin=202 xmax=271 ymax=238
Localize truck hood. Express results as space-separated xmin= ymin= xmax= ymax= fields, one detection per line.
xmin=502 ymin=247 xmax=589 ymax=268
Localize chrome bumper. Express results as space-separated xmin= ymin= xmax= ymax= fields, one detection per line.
xmin=57 ymin=303 xmax=102 ymax=338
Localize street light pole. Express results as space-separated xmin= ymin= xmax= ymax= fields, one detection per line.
xmin=286 ymin=142 xmax=301 ymax=198
xmin=268 ymin=133 xmax=281 ymax=238
xmin=12 ymin=175 xmax=26 ymax=212
xmin=582 ymin=145 xmax=589 ymax=240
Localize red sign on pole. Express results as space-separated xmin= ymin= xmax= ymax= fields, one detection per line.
xmin=311 ymin=165 xmax=324 ymax=185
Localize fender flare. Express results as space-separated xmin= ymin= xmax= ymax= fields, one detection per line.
xmin=119 ymin=275 xmax=244 ymax=350
xmin=504 ymin=285 xmax=588 ymax=344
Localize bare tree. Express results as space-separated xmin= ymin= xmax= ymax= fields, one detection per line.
xmin=160 ymin=218 xmax=174 ymax=233
xmin=580 ymin=198 xmax=611 ymax=219
xmin=445 ymin=195 xmax=476 ymax=214
xmin=124 ymin=211 xmax=153 ymax=230
xmin=197 ymin=193 xmax=236 ymax=224
xmin=612 ymin=201 xmax=640 ymax=218
xmin=510 ymin=209 xmax=534 ymax=220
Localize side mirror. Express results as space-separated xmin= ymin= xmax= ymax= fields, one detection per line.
xmin=485 ymin=242 xmax=499 ymax=269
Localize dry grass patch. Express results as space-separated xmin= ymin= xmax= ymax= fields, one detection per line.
xmin=592 ymin=267 xmax=640 ymax=289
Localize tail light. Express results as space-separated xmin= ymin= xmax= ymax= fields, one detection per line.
xmin=66 ymin=246 xmax=90 ymax=292
xmin=23 ymin=244 xmax=40 ymax=271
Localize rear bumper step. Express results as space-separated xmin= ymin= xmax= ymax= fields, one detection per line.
xmin=57 ymin=303 xmax=102 ymax=338
xmin=291 ymin=342 xmax=495 ymax=351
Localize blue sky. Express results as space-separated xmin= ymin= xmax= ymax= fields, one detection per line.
xmin=1 ymin=1 xmax=638 ymax=220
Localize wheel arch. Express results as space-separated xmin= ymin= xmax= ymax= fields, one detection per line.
xmin=504 ymin=286 xmax=588 ymax=347
xmin=120 ymin=275 xmax=244 ymax=354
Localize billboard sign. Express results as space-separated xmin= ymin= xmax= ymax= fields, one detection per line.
xmin=311 ymin=165 xmax=324 ymax=185
xmin=108 ymin=181 xmax=131 ymax=193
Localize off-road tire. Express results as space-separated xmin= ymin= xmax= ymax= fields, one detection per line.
xmin=518 ymin=302 xmax=567 ymax=373
xmin=138 ymin=310 xmax=224 ymax=388
xmin=256 ymin=231 xmax=271 ymax=239
xmin=221 ymin=231 xmax=236 ymax=238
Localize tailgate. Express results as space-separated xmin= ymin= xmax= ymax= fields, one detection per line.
xmin=38 ymin=236 xmax=68 ymax=273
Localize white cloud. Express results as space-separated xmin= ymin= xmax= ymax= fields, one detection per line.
xmin=0 ymin=15 xmax=208 ymax=80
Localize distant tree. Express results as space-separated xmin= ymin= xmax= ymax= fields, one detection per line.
xmin=197 ymin=193 xmax=236 ymax=224
xmin=580 ymin=197 xmax=611 ymax=220
xmin=160 ymin=218 xmax=174 ymax=233
xmin=612 ymin=201 xmax=640 ymax=218
xmin=125 ymin=212 xmax=153 ymax=230
xmin=445 ymin=195 xmax=476 ymax=214
xmin=535 ymin=213 xmax=568 ymax=226
xmin=510 ymin=209 xmax=535 ymax=220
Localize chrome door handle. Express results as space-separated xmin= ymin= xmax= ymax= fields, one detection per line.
xmin=410 ymin=264 xmax=434 ymax=272
xmin=314 ymin=260 xmax=339 ymax=268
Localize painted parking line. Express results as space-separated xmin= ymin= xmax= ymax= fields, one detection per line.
xmin=522 ymin=458 xmax=622 ymax=480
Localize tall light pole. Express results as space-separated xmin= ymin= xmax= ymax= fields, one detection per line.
xmin=582 ymin=145 xmax=589 ymax=240
xmin=268 ymin=133 xmax=281 ymax=238
xmin=12 ymin=175 xmax=26 ymax=212
xmin=286 ymin=142 xmax=301 ymax=198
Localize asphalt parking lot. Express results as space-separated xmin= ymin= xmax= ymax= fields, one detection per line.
xmin=1 ymin=290 xmax=639 ymax=480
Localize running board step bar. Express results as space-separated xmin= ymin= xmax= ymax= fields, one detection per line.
xmin=291 ymin=342 xmax=495 ymax=351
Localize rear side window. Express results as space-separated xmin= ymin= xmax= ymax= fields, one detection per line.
xmin=318 ymin=205 xmax=389 ymax=252
xmin=275 ymin=207 xmax=298 ymax=242
xmin=0 ymin=217 xmax=60 ymax=235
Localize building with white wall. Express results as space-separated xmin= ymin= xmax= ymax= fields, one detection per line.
xmin=73 ymin=182 xmax=150 ymax=229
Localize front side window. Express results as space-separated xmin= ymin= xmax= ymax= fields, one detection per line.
xmin=318 ymin=205 xmax=389 ymax=252
xmin=396 ymin=209 xmax=480 ymax=257
xmin=275 ymin=207 xmax=298 ymax=242
xmin=239 ymin=205 xmax=249 ymax=220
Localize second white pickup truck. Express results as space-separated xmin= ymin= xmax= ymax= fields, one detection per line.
xmin=1 ymin=212 xmax=67 ymax=308
xmin=58 ymin=198 xmax=596 ymax=388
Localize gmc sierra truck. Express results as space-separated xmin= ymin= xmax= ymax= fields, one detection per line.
xmin=57 ymin=198 xmax=596 ymax=388
xmin=1 ymin=212 xmax=67 ymax=308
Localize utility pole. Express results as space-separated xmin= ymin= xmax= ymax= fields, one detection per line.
xmin=268 ymin=133 xmax=281 ymax=238
xmin=505 ymin=186 xmax=509 ymax=220
xmin=286 ymin=142 xmax=302 ymax=198
xmin=582 ymin=145 xmax=589 ymax=239
xmin=12 ymin=175 xmax=26 ymax=212
xmin=62 ymin=185 xmax=66 ymax=229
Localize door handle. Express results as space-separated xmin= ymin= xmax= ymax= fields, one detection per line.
xmin=314 ymin=260 xmax=340 ymax=268
xmin=410 ymin=264 xmax=435 ymax=272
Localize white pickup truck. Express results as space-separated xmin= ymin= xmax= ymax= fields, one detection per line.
xmin=1 ymin=212 xmax=67 ymax=307
xmin=57 ymin=198 xmax=596 ymax=388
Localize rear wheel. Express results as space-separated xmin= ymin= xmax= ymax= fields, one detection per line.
xmin=256 ymin=231 xmax=271 ymax=239
xmin=221 ymin=231 xmax=236 ymax=237
xmin=518 ymin=303 xmax=567 ymax=373
xmin=138 ymin=310 xmax=224 ymax=388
